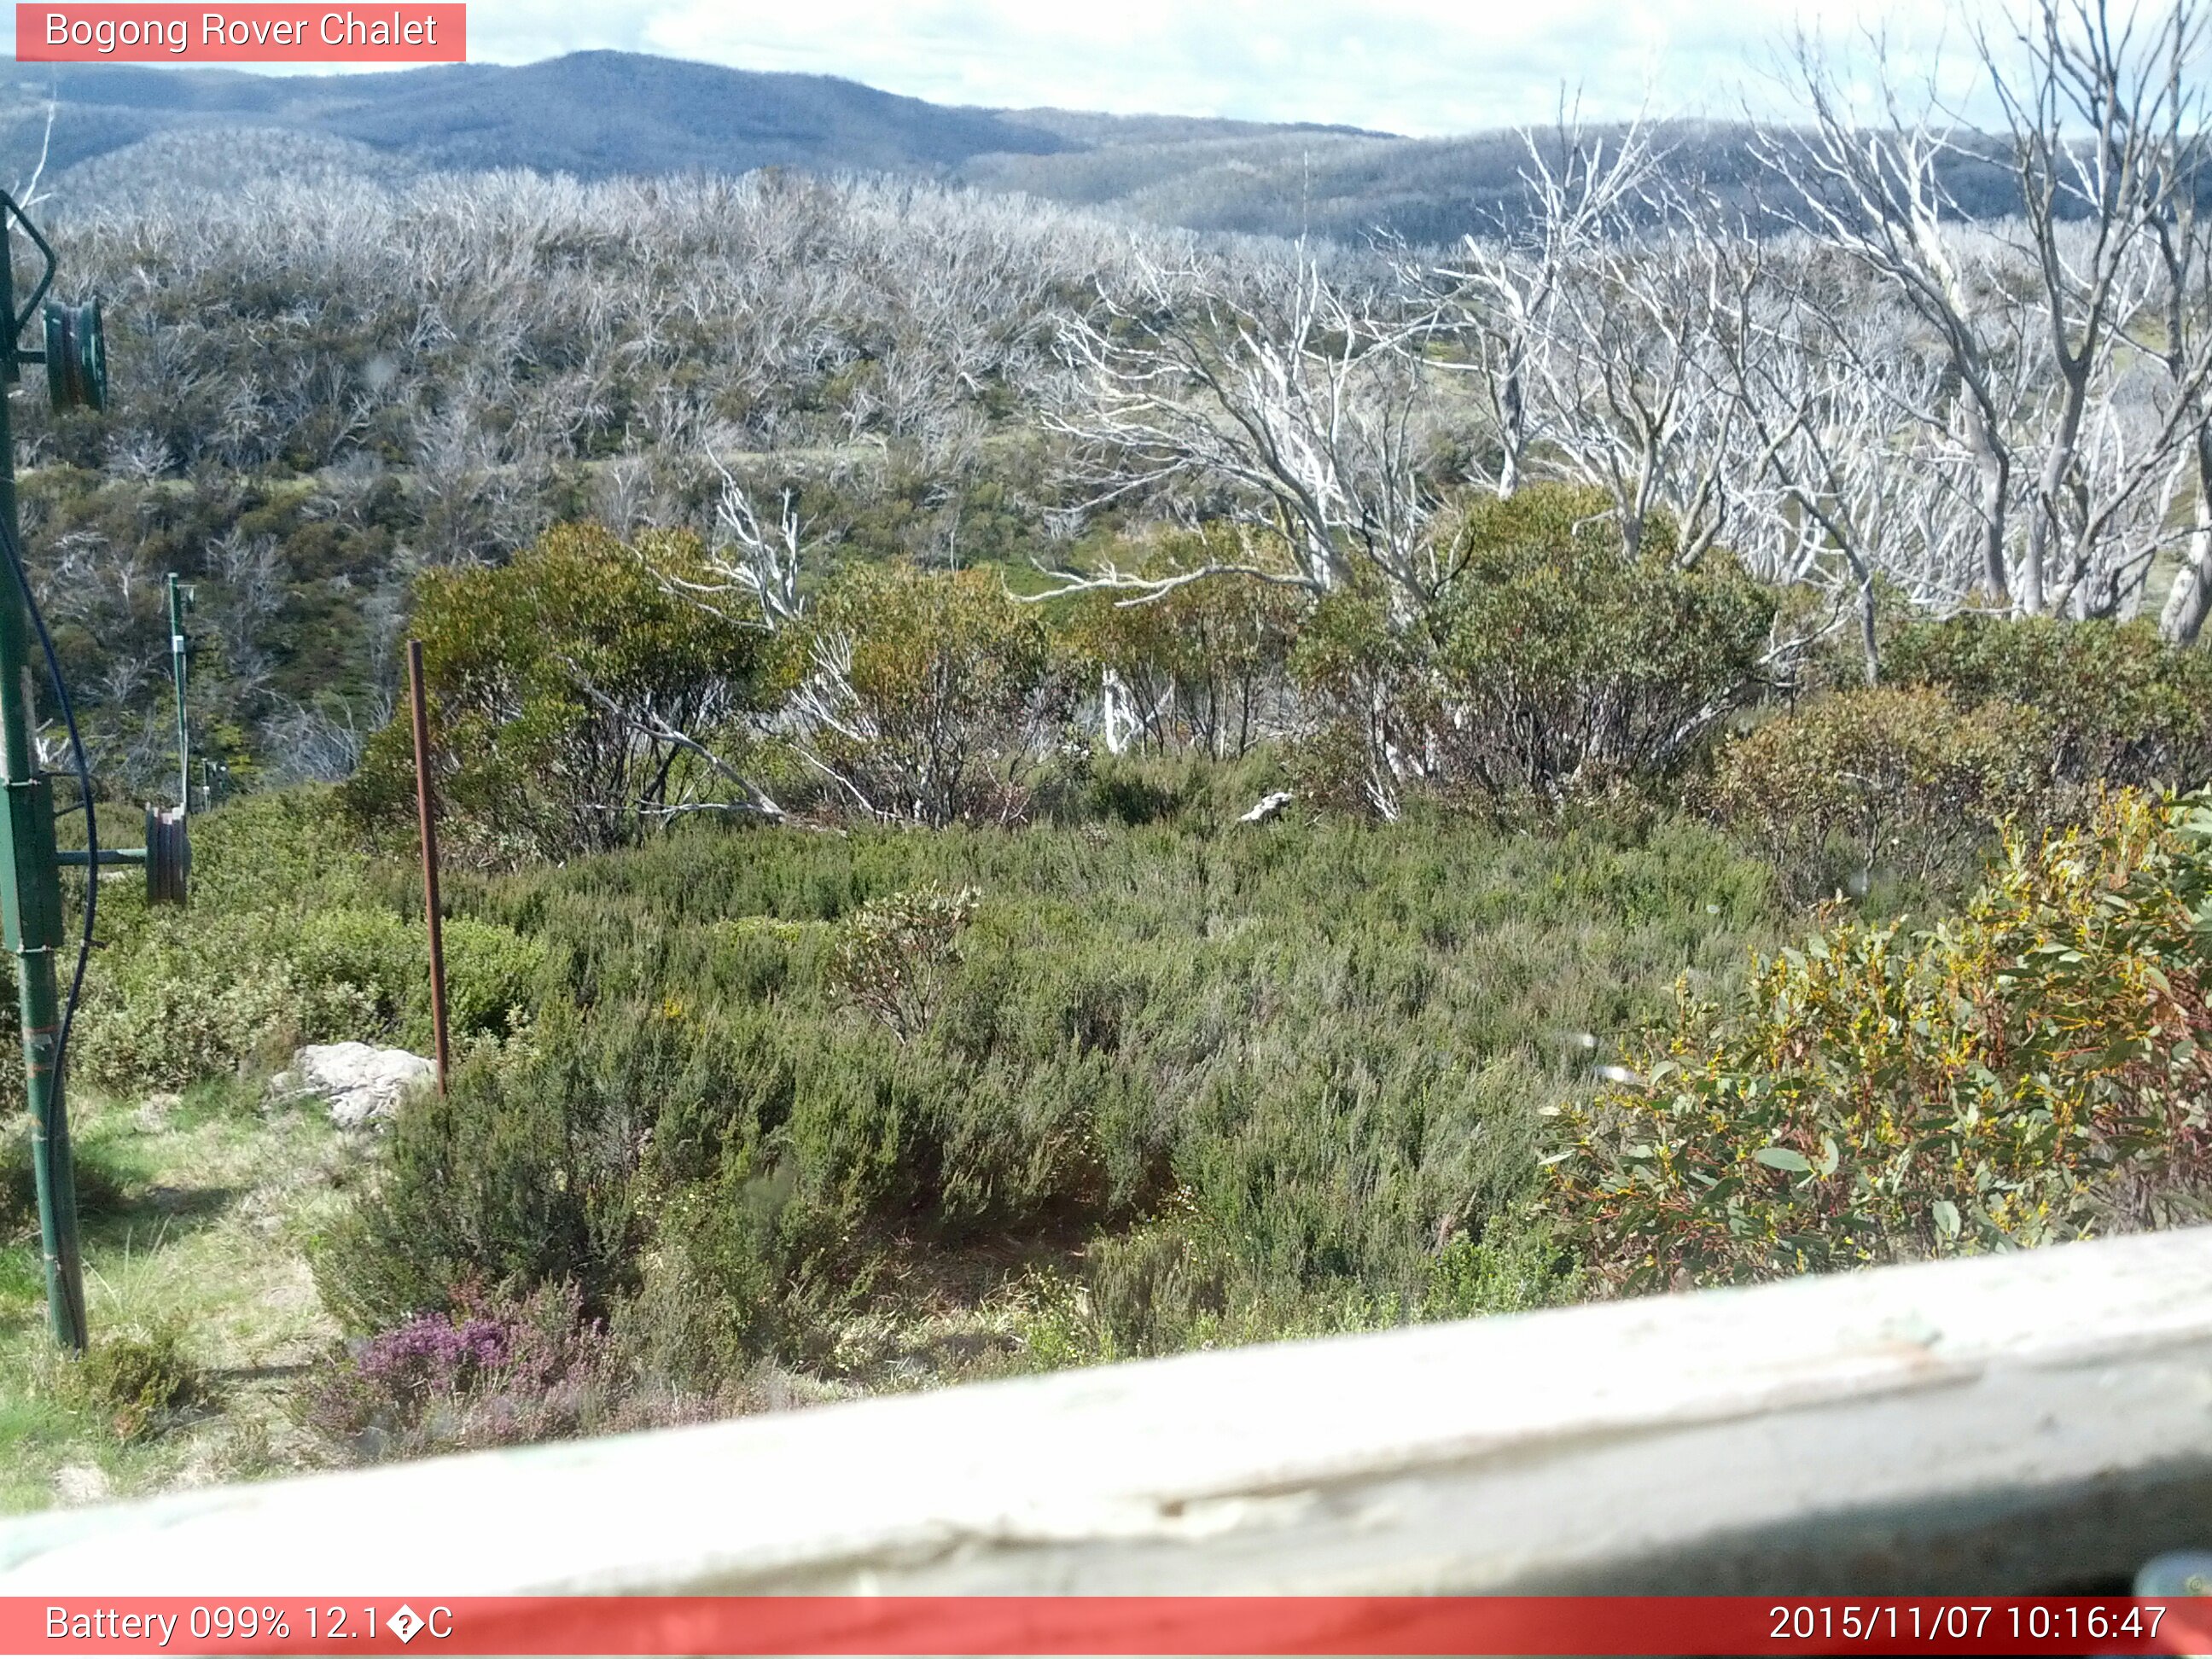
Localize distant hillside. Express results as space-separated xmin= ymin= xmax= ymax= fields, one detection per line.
xmin=0 ymin=50 xmax=2027 ymax=244
xmin=2 ymin=53 xmax=1076 ymax=181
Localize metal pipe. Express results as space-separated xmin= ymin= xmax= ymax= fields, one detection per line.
xmin=407 ymin=639 xmax=450 ymax=1095
xmin=167 ymin=574 xmax=188 ymax=814
xmin=0 ymin=209 xmax=83 ymax=1351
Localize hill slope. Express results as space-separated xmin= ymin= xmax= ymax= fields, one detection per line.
xmin=1 ymin=52 xmax=2026 ymax=247
xmin=4 ymin=53 xmax=1078 ymax=180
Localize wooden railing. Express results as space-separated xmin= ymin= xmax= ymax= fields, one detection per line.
xmin=3 ymin=1225 xmax=2210 ymax=1595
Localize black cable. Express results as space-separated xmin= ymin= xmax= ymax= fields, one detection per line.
xmin=0 ymin=510 xmax=94 ymax=1096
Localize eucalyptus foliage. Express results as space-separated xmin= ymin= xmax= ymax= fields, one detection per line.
xmin=1552 ymin=790 xmax=2212 ymax=1292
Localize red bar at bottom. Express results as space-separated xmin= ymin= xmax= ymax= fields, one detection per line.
xmin=7 ymin=1595 xmax=2212 ymax=1656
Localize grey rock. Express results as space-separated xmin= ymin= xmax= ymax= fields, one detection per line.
xmin=269 ymin=1042 xmax=434 ymax=1128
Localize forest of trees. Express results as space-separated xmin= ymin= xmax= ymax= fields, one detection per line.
xmin=8 ymin=0 xmax=2211 ymax=823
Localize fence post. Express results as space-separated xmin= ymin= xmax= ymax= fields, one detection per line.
xmin=407 ymin=639 xmax=451 ymax=1095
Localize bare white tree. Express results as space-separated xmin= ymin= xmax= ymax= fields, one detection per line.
xmin=1534 ymin=193 xmax=1776 ymax=564
xmin=1423 ymin=114 xmax=1656 ymax=498
xmin=265 ymin=690 xmax=393 ymax=784
xmin=9 ymin=92 xmax=56 ymax=209
xmin=1042 ymin=249 xmax=1443 ymax=618
xmin=1766 ymin=1 xmax=2212 ymax=620
xmin=1981 ymin=0 xmax=2212 ymax=618
xmin=2145 ymin=0 xmax=2212 ymax=639
xmin=644 ymin=452 xmax=812 ymax=632
xmin=1762 ymin=37 xmax=2032 ymax=610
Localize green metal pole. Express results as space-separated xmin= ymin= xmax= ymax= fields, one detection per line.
xmin=0 ymin=221 xmax=84 ymax=1351
xmin=168 ymin=573 xmax=187 ymax=814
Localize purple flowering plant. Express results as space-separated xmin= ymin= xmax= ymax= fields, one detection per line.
xmin=305 ymin=1278 xmax=626 ymax=1454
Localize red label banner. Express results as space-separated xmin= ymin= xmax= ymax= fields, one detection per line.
xmin=15 ymin=5 xmax=464 ymax=61
xmin=3 ymin=1596 xmax=2210 ymax=1656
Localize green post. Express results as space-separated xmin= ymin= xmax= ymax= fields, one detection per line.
xmin=168 ymin=573 xmax=188 ymax=813
xmin=0 ymin=219 xmax=83 ymax=1350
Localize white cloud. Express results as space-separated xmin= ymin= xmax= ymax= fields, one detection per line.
xmin=9 ymin=0 xmax=2009 ymax=133
xmin=608 ymin=0 xmax=1736 ymax=132
xmin=484 ymin=0 xmax=1992 ymax=134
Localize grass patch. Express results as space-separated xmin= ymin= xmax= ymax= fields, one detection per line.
xmin=0 ymin=1085 xmax=357 ymax=1512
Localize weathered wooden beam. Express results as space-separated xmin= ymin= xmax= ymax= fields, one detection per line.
xmin=5 ymin=1226 xmax=2210 ymax=1594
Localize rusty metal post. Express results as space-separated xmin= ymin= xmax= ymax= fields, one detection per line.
xmin=406 ymin=639 xmax=450 ymax=1095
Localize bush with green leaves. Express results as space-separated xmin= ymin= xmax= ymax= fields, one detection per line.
xmin=796 ymin=563 xmax=1072 ymax=826
xmin=345 ymin=523 xmax=791 ymax=862
xmin=1060 ymin=527 xmax=1303 ymax=760
xmin=1288 ymin=486 xmax=1778 ymax=813
xmin=1885 ymin=615 xmax=2212 ymax=792
xmin=1033 ymin=748 xmax=1291 ymax=833
xmin=1710 ymin=684 xmax=2048 ymax=899
xmin=311 ymin=1005 xmax=653 ymax=1332
xmin=1425 ymin=488 xmax=1778 ymax=799
xmin=1284 ymin=580 xmax=1433 ymax=818
xmin=64 ymin=1319 xmax=204 ymax=1442
xmin=826 ymin=884 xmax=979 ymax=1040
xmin=1550 ymin=789 xmax=2212 ymax=1295
xmin=74 ymin=790 xmax=369 ymax=1091
xmin=75 ymin=788 xmax=545 ymax=1093
xmin=76 ymin=929 xmax=313 ymax=1093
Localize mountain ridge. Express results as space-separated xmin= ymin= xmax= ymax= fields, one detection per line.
xmin=0 ymin=50 xmax=2023 ymax=244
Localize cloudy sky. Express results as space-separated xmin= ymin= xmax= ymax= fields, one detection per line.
xmin=436 ymin=0 xmax=1990 ymax=134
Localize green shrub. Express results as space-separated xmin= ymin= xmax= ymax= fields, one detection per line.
xmin=70 ymin=786 xmax=546 ymax=1094
xmin=1710 ymin=684 xmax=2047 ymax=899
xmin=292 ymin=909 xmax=544 ymax=1048
xmin=289 ymin=907 xmax=417 ymax=1033
xmin=1425 ymin=486 xmax=1778 ymax=798
xmin=79 ymin=893 xmax=544 ymax=1095
xmin=1060 ymin=526 xmax=1301 ymax=760
xmin=438 ymin=917 xmax=551 ymax=1043
xmin=633 ymin=1143 xmax=864 ymax=1379
xmin=76 ymin=789 xmax=380 ymax=1091
xmin=311 ymin=1008 xmax=651 ymax=1330
xmin=1036 ymin=748 xmax=1289 ymax=832
xmin=1422 ymin=1215 xmax=1586 ymax=1318
xmin=319 ymin=803 xmax=1784 ymax=1382
xmin=799 ymin=563 xmax=1072 ymax=826
xmin=65 ymin=1320 xmax=204 ymax=1441
xmin=1551 ymin=789 xmax=2212 ymax=1294
xmin=78 ymin=925 xmax=310 ymax=1092
xmin=825 ymin=884 xmax=978 ymax=1040
xmin=178 ymin=788 xmax=375 ymax=913
xmin=1285 ymin=586 xmax=1424 ymax=817
xmin=1885 ymin=615 xmax=2212 ymax=790
xmin=344 ymin=523 xmax=790 ymax=862
xmin=1081 ymin=1215 xmax=1236 ymax=1355
xmin=1288 ymin=486 xmax=1778 ymax=812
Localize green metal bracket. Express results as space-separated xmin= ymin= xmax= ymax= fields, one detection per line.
xmin=58 ymin=808 xmax=187 ymax=907
xmin=0 ymin=776 xmax=61 ymax=955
